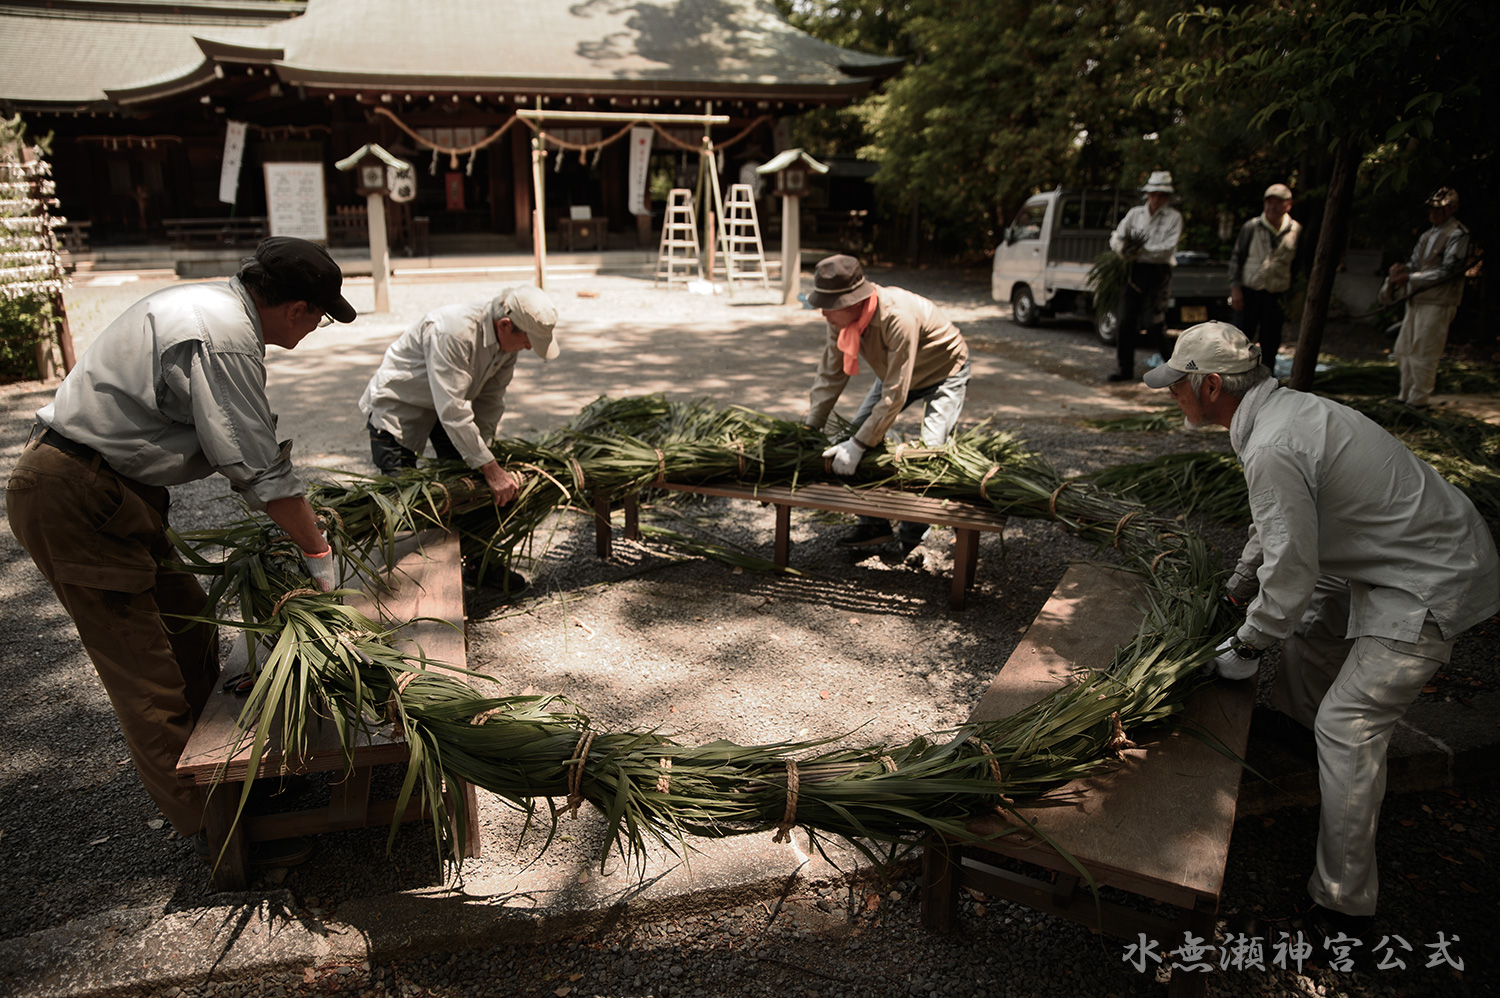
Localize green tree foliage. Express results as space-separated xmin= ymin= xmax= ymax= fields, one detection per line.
xmin=780 ymin=1 xmax=1194 ymax=259
xmin=0 ymin=114 xmax=64 ymax=383
xmin=1153 ymin=0 xmax=1493 ymax=387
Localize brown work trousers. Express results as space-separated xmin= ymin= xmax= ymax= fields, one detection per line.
xmin=7 ymin=438 xmax=219 ymax=835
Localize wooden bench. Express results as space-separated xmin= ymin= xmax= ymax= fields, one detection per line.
xmin=176 ymin=528 xmax=480 ymax=890
xmin=592 ymin=480 xmax=1009 ymax=609
xmin=919 ymin=565 xmax=1256 ymax=998
xmin=163 ymin=216 xmax=268 ymax=249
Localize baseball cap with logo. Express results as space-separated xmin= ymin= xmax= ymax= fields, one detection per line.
xmin=252 ymin=237 xmax=357 ymax=323
xmin=1143 ymin=321 xmax=1262 ymax=388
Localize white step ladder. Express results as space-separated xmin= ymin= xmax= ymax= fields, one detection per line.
xmin=712 ymin=183 xmax=769 ymax=290
xmin=654 ymin=189 xmax=701 ymax=289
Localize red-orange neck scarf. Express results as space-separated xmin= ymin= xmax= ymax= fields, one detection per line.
xmin=837 ymin=290 xmax=879 ymax=376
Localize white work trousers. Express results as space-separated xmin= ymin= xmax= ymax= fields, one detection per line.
xmin=1271 ymin=578 xmax=1451 ymax=916
xmin=1391 ymin=302 xmax=1458 ymax=406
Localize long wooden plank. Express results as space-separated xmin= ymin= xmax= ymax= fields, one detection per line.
xmin=177 ymin=529 xmax=467 ymax=787
xmin=960 ymin=565 xmax=1256 ymax=904
xmin=658 ymin=480 xmax=1009 ymax=532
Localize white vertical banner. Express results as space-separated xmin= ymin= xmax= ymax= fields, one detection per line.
xmin=628 ymin=126 xmax=653 ymax=215
xmin=219 ymin=120 xmax=247 ymax=204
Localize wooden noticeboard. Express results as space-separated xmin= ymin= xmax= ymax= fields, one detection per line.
xmin=263 ymin=162 xmax=328 ymax=242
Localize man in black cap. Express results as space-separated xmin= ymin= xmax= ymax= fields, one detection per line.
xmin=804 ymin=254 xmax=971 ymax=560
xmin=7 ymin=236 xmax=356 ymax=868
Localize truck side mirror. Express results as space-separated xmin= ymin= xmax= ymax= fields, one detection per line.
xmin=1004 ymin=228 xmax=1017 ymax=246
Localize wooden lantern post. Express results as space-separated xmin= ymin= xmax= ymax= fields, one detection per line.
xmin=756 ymin=149 xmax=829 ymax=305
xmin=335 ymin=144 xmax=412 ymax=313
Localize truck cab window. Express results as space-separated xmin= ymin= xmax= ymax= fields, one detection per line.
xmin=1059 ymin=197 xmax=1083 ymax=229
xmin=1009 ymin=202 xmax=1045 ymax=242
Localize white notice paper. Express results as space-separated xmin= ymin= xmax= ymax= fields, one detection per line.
xmin=628 ymin=127 xmax=653 ymax=216
xmin=219 ymin=120 xmax=247 ymax=204
xmin=262 ymin=162 xmax=328 ymax=242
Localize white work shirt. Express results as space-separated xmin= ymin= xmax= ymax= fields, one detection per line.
xmin=1231 ymin=388 xmax=1499 ymax=648
xmin=1109 ymin=204 xmax=1183 ymax=265
xmin=359 ymin=299 xmax=520 ymax=469
xmin=37 ymin=278 xmax=301 ymax=509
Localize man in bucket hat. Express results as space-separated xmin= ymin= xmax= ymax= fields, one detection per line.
xmin=1106 ymin=170 xmax=1183 ymax=382
xmin=1146 ymin=321 xmax=1498 ymax=946
xmin=360 ymin=285 xmax=560 ymax=594
xmin=804 ymin=255 xmax=971 ymax=561
xmin=1379 ymin=186 xmax=1470 ymax=407
xmin=8 ymin=236 xmax=358 ymax=869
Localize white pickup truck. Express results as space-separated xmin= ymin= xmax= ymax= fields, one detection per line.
xmin=991 ymin=187 xmax=1228 ymax=344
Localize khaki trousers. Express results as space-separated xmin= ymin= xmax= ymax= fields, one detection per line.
xmin=1272 ymin=577 xmax=1451 ymax=916
xmin=7 ymin=438 xmax=219 ymax=835
xmin=1391 ymin=302 xmax=1457 ymax=406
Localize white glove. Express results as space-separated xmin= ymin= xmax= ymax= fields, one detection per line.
xmin=1205 ymin=635 xmax=1262 ymax=681
xmin=1225 ymin=570 xmax=1258 ymax=603
xmin=822 ymin=437 xmax=866 ymax=477
xmin=303 ymin=535 xmax=337 ymax=593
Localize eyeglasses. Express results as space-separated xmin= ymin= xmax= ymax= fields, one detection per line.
xmin=310 ymin=307 xmax=334 ymax=328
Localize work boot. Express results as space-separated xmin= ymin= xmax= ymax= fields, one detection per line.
xmin=1106 ymin=370 xmax=1135 ymax=383
xmin=879 ymin=538 xmax=925 ymax=567
xmin=837 ymin=522 xmax=894 ymax=548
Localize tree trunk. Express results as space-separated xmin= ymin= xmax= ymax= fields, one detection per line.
xmin=1289 ymin=142 xmax=1358 ymax=391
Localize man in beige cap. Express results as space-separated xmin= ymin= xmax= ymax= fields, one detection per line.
xmin=1107 ymin=170 xmax=1183 ymax=382
xmin=360 ymin=285 xmax=560 ymax=592
xmin=1228 ymin=183 xmax=1301 ymax=371
xmin=1146 ymin=320 xmax=1498 ymax=945
xmin=804 ymin=254 xmax=971 ymax=559
xmin=1380 ymin=186 xmax=1470 ymax=407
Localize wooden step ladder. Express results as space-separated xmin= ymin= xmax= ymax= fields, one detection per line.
xmin=712 ymin=183 xmax=770 ymax=290
xmin=654 ymin=189 xmax=701 ymax=288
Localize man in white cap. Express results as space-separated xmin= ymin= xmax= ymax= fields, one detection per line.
xmin=1228 ymin=182 xmax=1302 ymax=371
xmin=8 ymin=236 xmax=358 ymax=868
xmin=1107 ymin=170 xmax=1183 ymax=382
xmin=1145 ymin=321 xmax=1498 ymax=944
xmin=1379 ymin=187 xmax=1470 ymax=407
xmin=804 ymin=254 xmax=971 ymax=559
xmin=360 ymin=285 xmax=560 ymax=592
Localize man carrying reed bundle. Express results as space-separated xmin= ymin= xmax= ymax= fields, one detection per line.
xmin=7 ymin=236 xmax=356 ymax=868
xmin=1379 ymin=186 xmax=1471 ymax=409
xmin=803 ymin=255 xmax=971 ymax=563
xmin=1144 ymin=321 xmax=1499 ymax=946
xmin=359 ymin=285 xmax=559 ymax=594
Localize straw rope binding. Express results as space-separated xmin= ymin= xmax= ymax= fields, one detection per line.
xmin=566 ymin=730 xmax=596 ymax=818
xmin=772 ymin=761 xmax=800 ymax=843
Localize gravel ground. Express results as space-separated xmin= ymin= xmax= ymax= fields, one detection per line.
xmin=1 ymin=264 xmax=1494 ymax=997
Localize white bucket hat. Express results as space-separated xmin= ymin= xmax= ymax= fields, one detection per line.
xmin=1141 ymin=171 xmax=1175 ymax=194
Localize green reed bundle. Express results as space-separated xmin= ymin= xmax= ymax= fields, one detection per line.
xmin=173 ymin=397 xmax=1248 ymax=871
xmin=1087 ymin=451 xmax=1251 ymax=526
